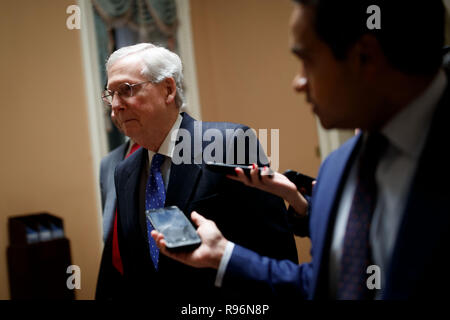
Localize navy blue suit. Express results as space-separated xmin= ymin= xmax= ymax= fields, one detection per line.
xmin=223 ymin=78 xmax=450 ymax=300
xmin=114 ymin=113 xmax=298 ymax=301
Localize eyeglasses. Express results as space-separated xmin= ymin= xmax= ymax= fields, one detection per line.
xmin=102 ymin=81 xmax=151 ymax=106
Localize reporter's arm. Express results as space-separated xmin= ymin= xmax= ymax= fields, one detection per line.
xmin=227 ymin=164 xmax=309 ymax=217
xmin=152 ymin=211 xmax=310 ymax=299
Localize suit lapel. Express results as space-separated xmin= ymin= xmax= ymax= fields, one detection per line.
xmin=165 ymin=113 xmax=202 ymax=213
xmin=309 ymin=134 xmax=362 ymax=299
xmin=165 ymin=163 xmax=202 ymax=212
xmin=383 ymin=82 xmax=450 ymax=299
xmin=103 ymin=141 xmax=129 ymax=243
xmin=117 ymin=147 xmax=147 ymax=253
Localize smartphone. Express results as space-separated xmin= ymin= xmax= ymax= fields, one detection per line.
xmin=146 ymin=206 xmax=201 ymax=252
xmin=283 ymin=170 xmax=316 ymax=196
xmin=205 ymin=161 xmax=274 ymax=177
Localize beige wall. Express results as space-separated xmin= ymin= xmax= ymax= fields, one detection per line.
xmin=190 ymin=0 xmax=321 ymax=263
xmin=0 ymin=0 xmax=321 ymax=300
xmin=0 ymin=0 xmax=102 ymax=299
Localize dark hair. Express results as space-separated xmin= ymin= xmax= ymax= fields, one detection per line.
xmin=293 ymin=0 xmax=445 ymax=75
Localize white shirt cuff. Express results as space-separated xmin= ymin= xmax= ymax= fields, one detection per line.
xmin=214 ymin=241 xmax=235 ymax=287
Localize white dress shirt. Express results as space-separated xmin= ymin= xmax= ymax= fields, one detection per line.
xmin=146 ymin=113 xmax=183 ymax=190
xmin=124 ymin=138 xmax=133 ymax=155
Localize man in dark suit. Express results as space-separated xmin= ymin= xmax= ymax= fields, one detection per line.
xmin=95 ymin=110 xmax=141 ymax=299
xmin=153 ymin=0 xmax=450 ymax=300
xmin=104 ymin=43 xmax=298 ymax=300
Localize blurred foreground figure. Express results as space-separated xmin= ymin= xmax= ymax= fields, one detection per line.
xmin=153 ymin=0 xmax=450 ymax=300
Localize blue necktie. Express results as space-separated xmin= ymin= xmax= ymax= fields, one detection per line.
xmin=145 ymin=153 xmax=166 ymax=270
xmin=337 ymin=133 xmax=388 ymax=300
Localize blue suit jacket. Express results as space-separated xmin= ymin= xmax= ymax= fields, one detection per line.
xmin=224 ymin=77 xmax=450 ymax=300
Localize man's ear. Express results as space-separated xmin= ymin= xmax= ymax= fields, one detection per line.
xmin=353 ymin=34 xmax=384 ymax=79
xmin=164 ymin=77 xmax=177 ymax=105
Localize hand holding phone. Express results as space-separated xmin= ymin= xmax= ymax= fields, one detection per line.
xmin=283 ymin=170 xmax=315 ymax=196
xmin=205 ymin=162 xmax=274 ymax=177
xmin=146 ymin=206 xmax=201 ymax=252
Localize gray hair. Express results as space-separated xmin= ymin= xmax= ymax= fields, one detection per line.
xmin=106 ymin=43 xmax=185 ymax=109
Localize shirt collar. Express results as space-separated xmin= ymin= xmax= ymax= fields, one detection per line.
xmin=381 ymin=69 xmax=447 ymax=158
xmin=124 ymin=138 xmax=135 ymax=155
xmin=147 ymin=113 xmax=183 ymax=161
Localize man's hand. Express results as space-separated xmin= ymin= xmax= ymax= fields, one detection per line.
xmin=151 ymin=211 xmax=228 ymax=270
xmin=227 ymin=164 xmax=310 ymax=217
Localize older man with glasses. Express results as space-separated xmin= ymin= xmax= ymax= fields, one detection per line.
xmin=97 ymin=43 xmax=298 ymax=301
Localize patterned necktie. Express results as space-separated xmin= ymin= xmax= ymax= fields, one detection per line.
xmin=337 ymin=133 xmax=388 ymax=300
xmin=145 ymin=153 xmax=166 ymax=270
xmin=112 ymin=142 xmax=140 ymax=275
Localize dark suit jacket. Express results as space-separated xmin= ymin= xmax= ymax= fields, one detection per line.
xmin=95 ymin=141 xmax=129 ymax=299
xmin=223 ymin=74 xmax=450 ymax=300
xmin=114 ymin=113 xmax=298 ymax=301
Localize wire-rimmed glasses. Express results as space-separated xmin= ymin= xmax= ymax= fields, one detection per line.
xmin=102 ymin=81 xmax=151 ymax=106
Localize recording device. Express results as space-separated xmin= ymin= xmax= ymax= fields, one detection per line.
xmin=205 ymin=161 xmax=274 ymax=177
xmin=283 ymin=170 xmax=315 ymax=196
xmin=146 ymin=206 xmax=201 ymax=252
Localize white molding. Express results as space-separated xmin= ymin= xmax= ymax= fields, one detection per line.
xmin=175 ymin=0 xmax=202 ymax=120
xmin=78 ymin=0 xmax=108 ymax=243
xmin=78 ymin=0 xmax=108 ymax=160
xmin=315 ymin=118 xmax=354 ymax=161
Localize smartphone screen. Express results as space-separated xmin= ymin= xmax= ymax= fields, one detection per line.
xmin=146 ymin=206 xmax=201 ymax=251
